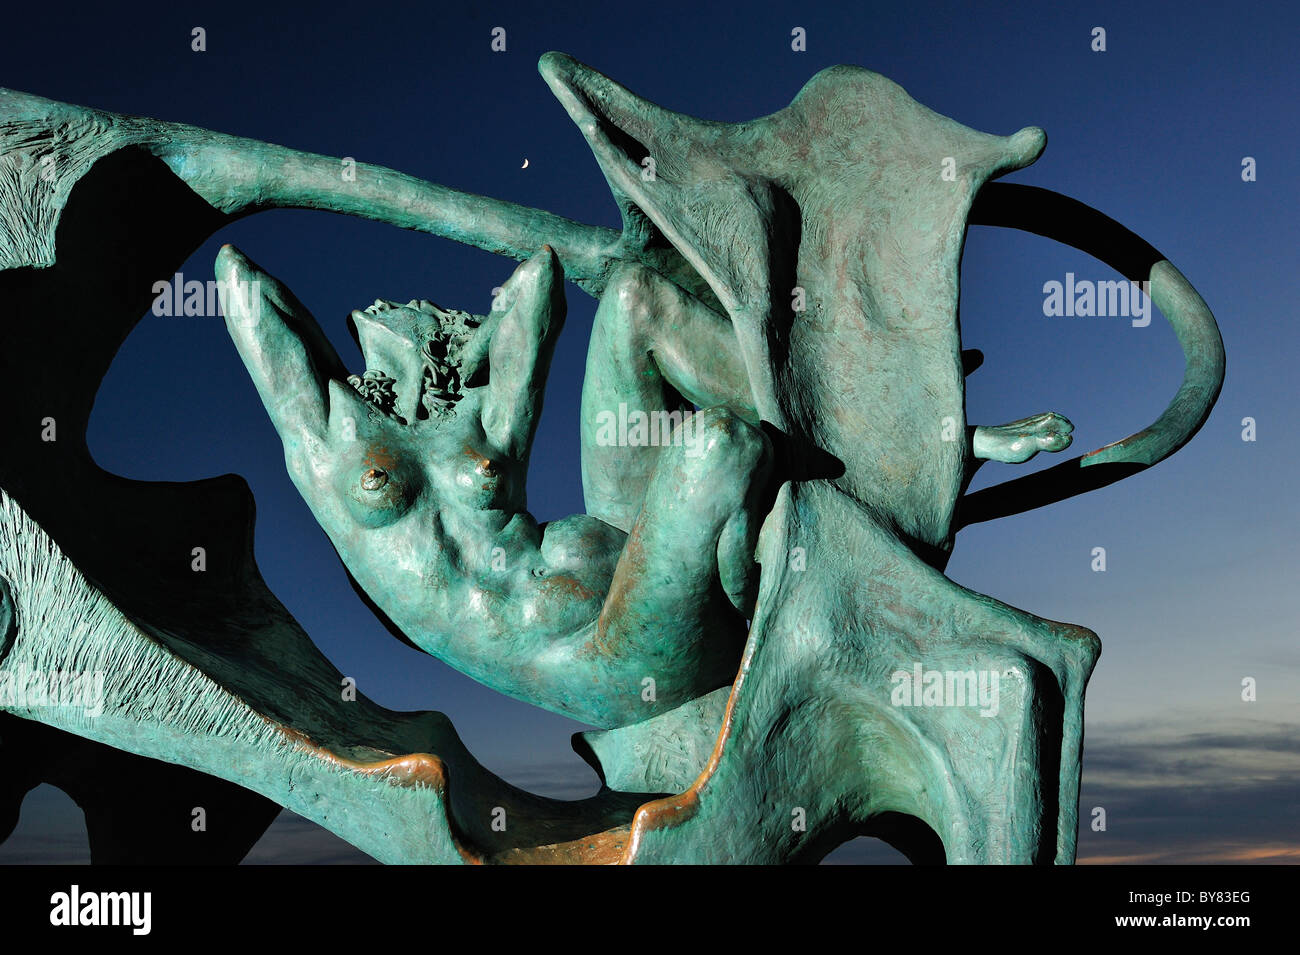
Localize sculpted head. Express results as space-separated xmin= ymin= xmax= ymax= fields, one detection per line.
xmin=324 ymin=299 xmax=481 ymax=530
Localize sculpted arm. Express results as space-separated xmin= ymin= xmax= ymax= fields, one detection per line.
xmin=480 ymin=246 xmax=567 ymax=462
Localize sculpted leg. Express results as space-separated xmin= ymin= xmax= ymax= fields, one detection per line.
xmin=588 ymin=407 xmax=772 ymax=719
xmin=581 ymin=263 xmax=754 ymax=531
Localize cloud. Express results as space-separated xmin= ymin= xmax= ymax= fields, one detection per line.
xmin=827 ymin=719 xmax=1300 ymax=865
xmin=1075 ymin=719 xmax=1300 ymax=864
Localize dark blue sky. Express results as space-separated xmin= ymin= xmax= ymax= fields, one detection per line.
xmin=1 ymin=0 xmax=1295 ymax=863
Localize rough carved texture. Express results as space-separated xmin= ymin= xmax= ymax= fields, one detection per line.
xmin=0 ymin=54 xmax=1223 ymax=864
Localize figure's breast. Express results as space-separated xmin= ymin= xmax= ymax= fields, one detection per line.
xmin=441 ymin=441 xmax=516 ymax=512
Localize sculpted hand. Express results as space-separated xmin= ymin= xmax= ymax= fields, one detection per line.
xmin=973 ymin=412 xmax=1075 ymax=464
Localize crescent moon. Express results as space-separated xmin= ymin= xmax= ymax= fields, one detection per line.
xmin=521 ymin=158 xmax=529 ymax=169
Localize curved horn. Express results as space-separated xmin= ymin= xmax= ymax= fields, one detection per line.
xmin=958 ymin=183 xmax=1225 ymax=528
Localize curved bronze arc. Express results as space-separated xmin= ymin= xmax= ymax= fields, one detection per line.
xmin=958 ymin=183 xmax=1225 ymax=528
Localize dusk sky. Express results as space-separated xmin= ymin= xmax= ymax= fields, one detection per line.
xmin=0 ymin=0 xmax=1295 ymax=864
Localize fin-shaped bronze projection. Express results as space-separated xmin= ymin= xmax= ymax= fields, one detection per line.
xmin=0 ymin=52 xmax=1221 ymax=864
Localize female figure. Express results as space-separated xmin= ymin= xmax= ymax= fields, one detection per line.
xmin=218 ymin=244 xmax=770 ymax=729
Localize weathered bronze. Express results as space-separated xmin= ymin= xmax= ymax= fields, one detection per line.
xmin=0 ymin=53 xmax=1222 ymax=863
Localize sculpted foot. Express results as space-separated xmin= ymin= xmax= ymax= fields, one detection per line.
xmin=973 ymin=412 xmax=1074 ymax=464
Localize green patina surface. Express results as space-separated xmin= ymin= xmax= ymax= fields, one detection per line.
xmin=0 ymin=53 xmax=1222 ymax=863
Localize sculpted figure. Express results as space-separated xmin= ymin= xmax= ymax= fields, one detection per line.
xmin=0 ymin=51 xmax=1222 ymax=863
xmin=219 ymin=238 xmax=1078 ymax=732
xmin=217 ymin=244 xmax=773 ymax=729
